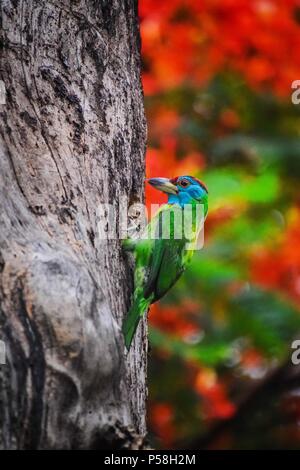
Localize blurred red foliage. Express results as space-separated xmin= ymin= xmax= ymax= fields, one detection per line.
xmin=251 ymin=207 xmax=300 ymax=303
xmin=149 ymin=301 xmax=200 ymax=338
xmin=140 ymin=0 xmax=300 ymax=97
xmin=141 ymin=0 xmax=300 ymax=448
xmin=150 ymin=403 xmax=176 ymax=447
xmin=195 ymin=368 xmax=236 ymax=420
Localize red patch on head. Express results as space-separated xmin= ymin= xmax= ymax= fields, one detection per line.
xmin=191 ymin=177 xmax=208 ymax=193
xmin=170 ymin=176 xmax=179 ymax=184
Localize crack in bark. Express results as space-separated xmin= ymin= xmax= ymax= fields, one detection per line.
xmin=19 ymin=0 xmax=69 ymax=202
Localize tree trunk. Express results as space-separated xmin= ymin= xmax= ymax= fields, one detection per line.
xmin=0 ymin=0 xmax=147 ymax=449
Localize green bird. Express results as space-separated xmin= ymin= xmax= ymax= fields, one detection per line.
xmin=122 ymin=175 xmax=208 ymax=350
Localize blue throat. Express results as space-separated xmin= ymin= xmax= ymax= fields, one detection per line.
xmin=168 ymin=193 xmax=198 ymax=207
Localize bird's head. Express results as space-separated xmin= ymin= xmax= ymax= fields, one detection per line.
xmin=148 ymin=175 xmax=208 ymax=211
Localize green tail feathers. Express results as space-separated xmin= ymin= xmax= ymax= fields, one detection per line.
xmin=122 ymin=296 xmax=151 ymax=350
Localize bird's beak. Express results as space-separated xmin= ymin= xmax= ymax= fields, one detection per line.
xmin=147 ymin=177 xmax=178 ymax=195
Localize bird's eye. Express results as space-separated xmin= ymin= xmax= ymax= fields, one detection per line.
xmin=179 ymin=179 xmax=190 ymax=188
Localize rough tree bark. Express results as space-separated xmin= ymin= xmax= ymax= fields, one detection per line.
xmin=0 ymin=0 xmax=147 ymax=449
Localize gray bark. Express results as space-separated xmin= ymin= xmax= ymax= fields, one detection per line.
xmin=0 ymin=0 xmax=147 ymax=449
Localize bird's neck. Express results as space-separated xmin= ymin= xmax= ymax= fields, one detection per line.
xmin=167 ymin=194 xmax=208 ymax=218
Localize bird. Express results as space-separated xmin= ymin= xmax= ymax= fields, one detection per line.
xmin=122 ymin=175 xmax=208 ymax=350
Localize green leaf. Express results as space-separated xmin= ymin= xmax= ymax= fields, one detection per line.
xmin=149 ymin=327 xmax=233 ymax=366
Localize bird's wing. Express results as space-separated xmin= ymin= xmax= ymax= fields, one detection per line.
xmin=145 ymin=238 xmax=186 ymax=301
xmin=142 ymin=205 xmax=187 ymax=302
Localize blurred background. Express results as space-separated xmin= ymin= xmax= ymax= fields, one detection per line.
xmin=139 ymin=0 xmax=300 ymax=449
